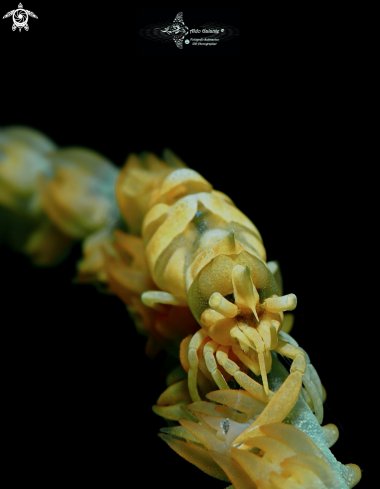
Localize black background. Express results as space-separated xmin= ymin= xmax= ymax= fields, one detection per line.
xmin=1 ymin=5 xmax=367 ymax=488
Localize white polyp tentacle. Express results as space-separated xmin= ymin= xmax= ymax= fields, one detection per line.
xmin=141 ymin=290 xmax=188 ymax=311
xmin=322 ymin=424 xmax=340 ymax=448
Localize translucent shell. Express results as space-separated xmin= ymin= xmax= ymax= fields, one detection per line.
xmin=188 ymin=250 xmax=278 ymax=325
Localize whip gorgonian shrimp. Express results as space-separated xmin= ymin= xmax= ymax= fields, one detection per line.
xmin=114 ymin=150 xmax=324 ymax=423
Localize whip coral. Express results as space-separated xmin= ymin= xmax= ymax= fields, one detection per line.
xmin=0 ymin=125 xmax=72 ymax=264
xmin=0 ymin=126 xmax=362 ymax=487
xmin=0 ymin=125 xmax=120 ymax=270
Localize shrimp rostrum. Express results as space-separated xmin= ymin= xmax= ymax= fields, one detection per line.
xmin=125 ymin=154 xmax=324 ymax=423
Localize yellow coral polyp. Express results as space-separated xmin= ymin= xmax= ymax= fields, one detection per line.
xmin=158 ymin=355 xmax=361 ymax=488
xmin=0 ymin=125 xmax=121 ymax=267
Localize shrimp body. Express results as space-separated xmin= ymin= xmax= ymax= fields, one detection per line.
xmin=116 ymin=153 xmax=314 ymax=417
